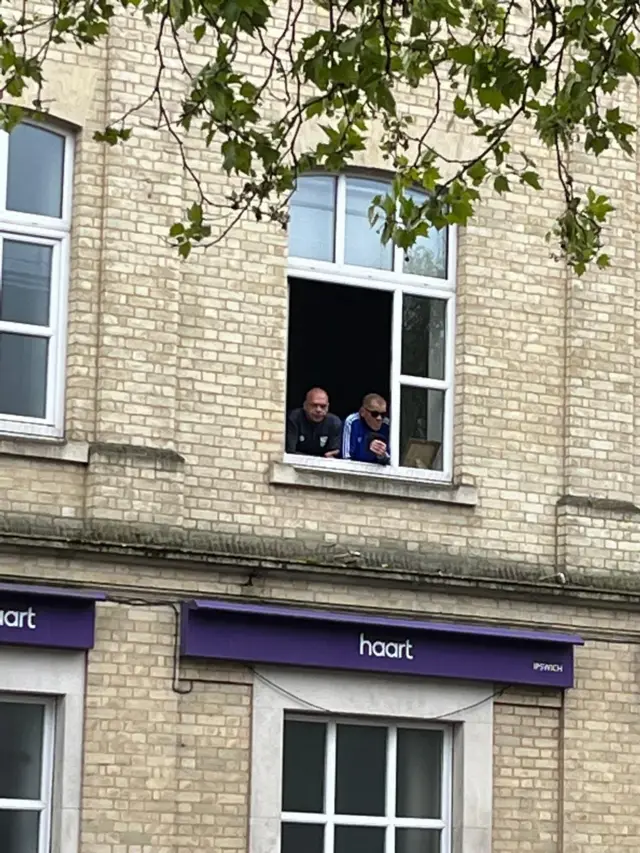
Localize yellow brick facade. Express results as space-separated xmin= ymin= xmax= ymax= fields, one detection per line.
xmin=1 ymin=7 xmax=639 ymax=853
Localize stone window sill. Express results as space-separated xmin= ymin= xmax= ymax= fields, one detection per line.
xmin=0 ymin=436 xmax=89 ymax=464
xmin=270 ymin=459 xmax=478 ymax=506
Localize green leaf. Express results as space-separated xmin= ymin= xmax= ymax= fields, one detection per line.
xmin=187 ymin=203 xmax=202 ymax=223
xmin=453 ymin=96 xmax=468 ymax=118
xmin=521 ymin=171 xmax=542 ymax=190
xmin=169 ymin=222 xmax=185 ymax=237
xmin=448 ymin=44 xmax=475 ymax=65
xmin=467 ymin=160 xmax=488 ymax=185
xmin=494 ymin=175 xmax=510 ymax=194
xmin=478 ymin=87 xmax=504 ymax=111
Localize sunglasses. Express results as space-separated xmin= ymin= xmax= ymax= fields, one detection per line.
xmin=366 ymin=409 xmax=386 ymax=419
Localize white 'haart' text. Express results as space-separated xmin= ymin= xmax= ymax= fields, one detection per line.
xmin=0 ymin=607 xmax=36 ymax=629
xmin=359 ymin=633 xmax=414 ymax=660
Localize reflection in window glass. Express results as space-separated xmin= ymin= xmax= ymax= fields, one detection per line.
xmin=345 ymin=178 xmax=393 ymax=270
xmin=282 ymin=719 xmax=326 ymax=812
xmin=400 ymin=386 xmax=445 ymax=471
xmin=402 ymin=190 xmax=447 ymax=278
xmin=0 ymin=241 xmax=53 ymax=327
xmin=0 ymin=333 xmax=48 ymax=418
xmin=396 ymin=728 xmax=443 ymax=819
xmin=289 ymin=176 xmax=335 ymax=261
xmin=335 ymin=723 xmax=387 ymax=816
xmin=7 ymin=124 xmax=65 ymax=218
xmin=401 ymin=296 xmax=446 ymax=381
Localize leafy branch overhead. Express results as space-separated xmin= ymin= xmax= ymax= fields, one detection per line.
xmin=2 ymin=0 xmax=639 ymax=271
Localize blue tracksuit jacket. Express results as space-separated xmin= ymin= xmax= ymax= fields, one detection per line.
xmin=341 ymin=413 xmax=390 ymax=464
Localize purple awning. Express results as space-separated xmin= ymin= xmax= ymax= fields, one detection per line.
xmin=181 ymin=598 xmax=583 ymax=689
xmin=0 ymin=582 xmax=103 ymax=650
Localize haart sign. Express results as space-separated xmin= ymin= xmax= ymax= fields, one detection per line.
xmin=359 ymin=633 xmax=414 ymax=660
xmin=181 ymin=599 xmax=583 ymax=689
xmin=0 ymin=583 xmax=103 ymax=650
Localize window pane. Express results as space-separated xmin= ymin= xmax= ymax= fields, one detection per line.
xmin=401 ymin=295 xmax=446 ymax=380
xmin=0 ymin=333 xmax=48 ymax=419
xmin=400 ymin=387 xmax=445 ymax=471
xmin=7 ymin=124 xmax=65 ymax=218
xmin=0 ymin=702 xmax=44 ymax=799
xmin=335 ymin=723 xmax=386 ymax=816
xmin=402 ymin=190 xmax=447 ymax=278
xmin=396 ymin=728 xmax=443 ymax=818
xmin=396 ymin=828 xmax=441 ymax=853
xmin=335 ymin=826 xmax=385 ymax=853
xmin=289 ymin=176 xmax=335 ymax=261
xmin=344 ymin=177 xmax=393 ymax=270
xmin=281 ymin=823 xmax=324 ymax=853
xmin=282 ymin=719 xmax=326 ymax=812
xmin=1 ymin=241 xmax=53 ymax=326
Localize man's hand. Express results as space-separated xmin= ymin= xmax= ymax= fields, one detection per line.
xmin=370 ymin=439 xmax=388 ymax=457
xmin=324 ymin=449 xmax=340 ymax=458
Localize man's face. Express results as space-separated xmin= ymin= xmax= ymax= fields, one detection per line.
xmin=304 ymin=391 xmax=329 ymax=423
xmin=361 ymin=399 xmax=387 ymax=431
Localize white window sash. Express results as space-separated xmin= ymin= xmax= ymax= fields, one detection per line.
xmin=0 ymin=122 xmax=73 ymax=439
xmin=280 ymin=715 xmax=453 ymax=853
xmin=0 ymin=228 xmax=69 ymax=438
xmin=287 ymin=173 xmax=456 ymax=481
xmin=0 ymin=694 xmax=56 ymax=853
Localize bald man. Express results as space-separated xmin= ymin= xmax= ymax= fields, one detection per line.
xmin=286 ymin=387 xmax=342 ymax=458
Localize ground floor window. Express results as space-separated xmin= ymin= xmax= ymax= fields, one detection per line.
xmin=0 ymin=695 xmax=55 ymax=853
xmin=281 ymin=715 xmax=452 ymax=853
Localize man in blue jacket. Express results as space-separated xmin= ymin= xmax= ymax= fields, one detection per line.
xmin=342 ymin=393 xmax=390 ymax=465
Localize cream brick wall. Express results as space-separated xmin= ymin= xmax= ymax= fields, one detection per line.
xmin=0 ymin=3 xmax=636 ymax=577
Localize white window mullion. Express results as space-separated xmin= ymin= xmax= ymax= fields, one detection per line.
xmin=0 ymin=799 xmax=46 ymax=810
xmin=38 ymin=699 xmax=56 ymax=853
xmin=386 ymin=725 xmax=397 ymax=853
xmin=398 ymin=375 xmax=449 ymax=392
xmin=441 ymin=295 xmax=456 ymax=481
xmin=45 ymin=238 xmax=64 ymax=428
xmin=334 ymin=177 xmax=346 ymax=265
xmin=389 ymin=288 xmax=402 ymax=468
xmin=393 ymin=242 xmax=403 ymax=274
xmin=281 ymin=811 xmax=329 ymax=824
xmin=0 ymin=321 xmax=53 ymax=337
xmin=0 ymin=131 xmax=8 ymax=215
xmin=324 ymin=722 xmax=337 ymax=853
xmin=440 ymin=728 xmax=454 ymax=853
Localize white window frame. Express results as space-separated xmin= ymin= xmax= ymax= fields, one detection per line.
xmin=0 ymin=120 xmax=74 ymax=439
xmin=281 ymin=713 xmax=453 ymax=853
xmin=286 ymin=173 xmax=457 ymax=483
xmin=0 ymin=693 xmax=56 ymax=853
xmin=250 ymin=667 xmax=494 ymax=853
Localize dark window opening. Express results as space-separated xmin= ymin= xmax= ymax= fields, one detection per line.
xmin=286 ymin=277 xmax=392 ymax=422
